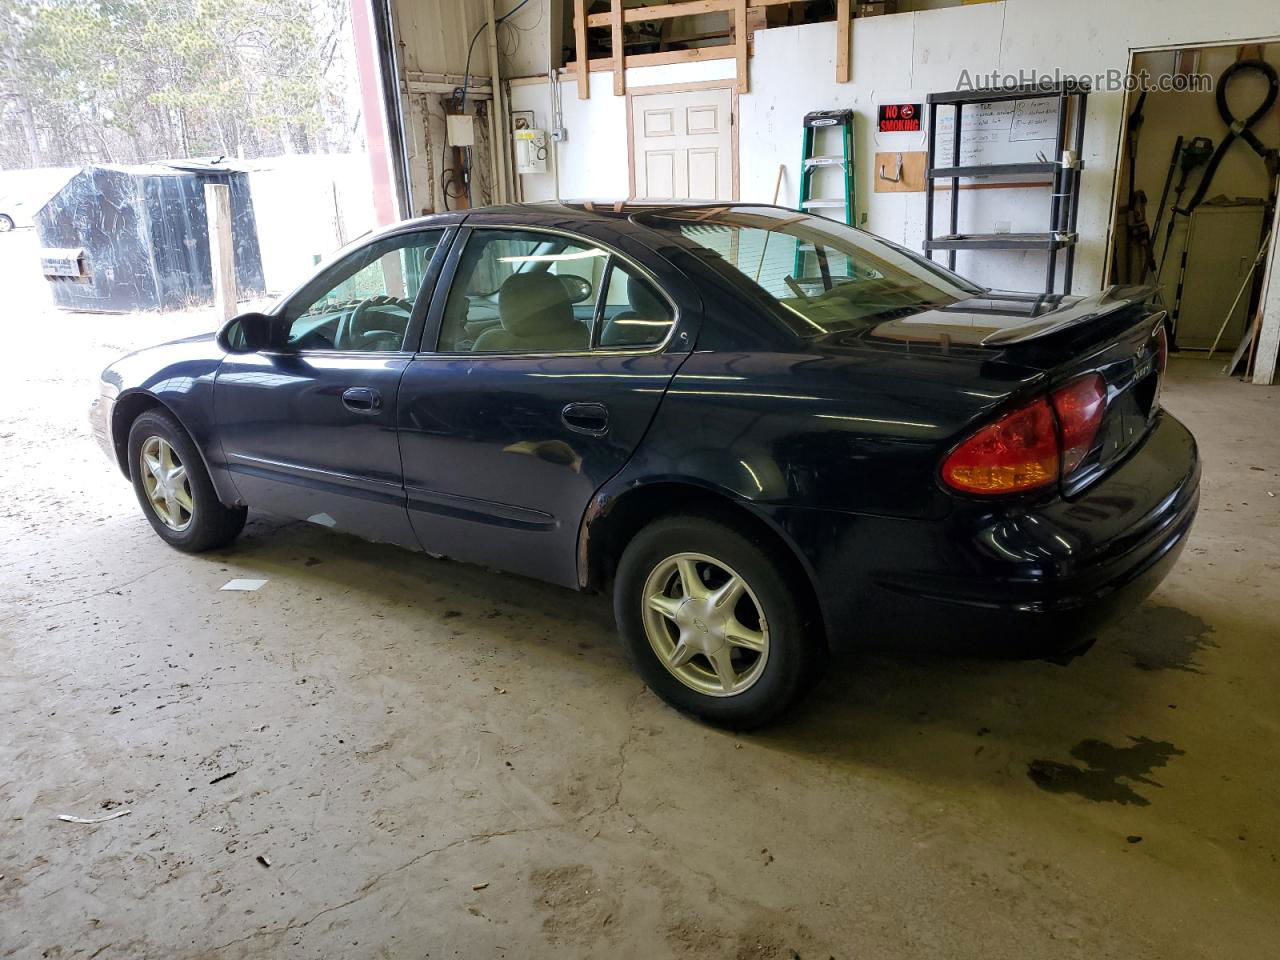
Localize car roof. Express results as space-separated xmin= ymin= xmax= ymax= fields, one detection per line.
xmin=366 ymin=201 xmax=734 ymax=265
xmin=466 ymin=200 xmax=703 ymax=221
xmin=392 ymin=200 xmax=796 ymax=232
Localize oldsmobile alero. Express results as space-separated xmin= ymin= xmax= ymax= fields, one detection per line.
xmin=91 ymin=203 xmax=1200 ymax=727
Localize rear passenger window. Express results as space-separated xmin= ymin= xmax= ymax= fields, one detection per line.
xmin=596 ymin=262 xmax=674 ymax=348
xmin=437 ymin=229 xmax=607 ymax=353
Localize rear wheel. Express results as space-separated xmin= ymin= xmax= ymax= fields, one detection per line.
xmin=0 ymin=214 xmax=14 ymax=232
xmin=614 ymin=514 xmax=826 ymax=729
xmin=127 ymin=409 xmax=246 ymax=552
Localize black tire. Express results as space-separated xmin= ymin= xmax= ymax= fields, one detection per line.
xmin=127 ymin=409 xmax=246 ymax=552
xmin=0 ymin=214 xmax=14 ymax=232
xmin=613 ymin=514 xmax=827 ymax=729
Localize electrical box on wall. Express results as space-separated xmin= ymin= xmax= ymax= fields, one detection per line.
xmin=446 ymin=114 xmax=475 ymax=147
xmin=514 ymin=129 xmax=548 ymax=175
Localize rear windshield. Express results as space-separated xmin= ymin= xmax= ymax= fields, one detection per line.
xmin=635 ymin=206 xmax=983 ymax=337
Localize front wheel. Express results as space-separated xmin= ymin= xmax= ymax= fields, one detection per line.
xmin=127 ymin=409 xmax=247 ymax=552
xmin=613 ymin=514 xmax=827 ymax=729
xmin=0 ymin=214 xmax=14 ymax=233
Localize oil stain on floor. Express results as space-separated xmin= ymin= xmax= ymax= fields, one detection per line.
xmin=1113 ymin=604 xmax=1215 ymax=673
xmin=1027 ymin=736 xmax=1186 ymax=805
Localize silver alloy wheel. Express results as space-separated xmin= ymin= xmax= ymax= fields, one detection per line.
xmin=139 ymin=436 xmax=194 ymax=531
xmin=641 ymin=552 xmax=770 ymax=697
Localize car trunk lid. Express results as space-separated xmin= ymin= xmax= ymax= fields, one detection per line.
xmin=820 ymin=285 xmax=1167 ymax=495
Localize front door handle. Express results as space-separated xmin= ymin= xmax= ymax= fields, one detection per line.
xmin=342 ymin=386 xmax=382 ymax=414
xmin=561 ymin=402 xmax=609 ymax=436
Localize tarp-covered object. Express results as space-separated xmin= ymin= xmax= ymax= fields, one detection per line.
xmin=35 ymin=162 xmax=265 ymax=313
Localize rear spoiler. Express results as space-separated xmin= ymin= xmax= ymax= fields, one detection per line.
xmin=980 ymin=284 xmax=1159 ymax=346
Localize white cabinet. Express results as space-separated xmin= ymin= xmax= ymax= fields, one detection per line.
xmin=1162 ymin=201 xmax=1268 ymax=351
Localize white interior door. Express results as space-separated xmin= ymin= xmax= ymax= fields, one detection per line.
xmin=631 ymin=87 xmax=734 ymax=202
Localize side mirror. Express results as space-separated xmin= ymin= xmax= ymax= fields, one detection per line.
xmin=216 ymin=312 xmax=274 ymax=354
xmin=557 ymin=274 xmax=593 ymax=304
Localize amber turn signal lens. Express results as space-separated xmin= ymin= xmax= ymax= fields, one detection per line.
xmin=941 ymin=397 xmax=1059 ymax=495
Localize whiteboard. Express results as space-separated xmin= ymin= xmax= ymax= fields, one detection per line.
xmin=933 ymin=97 xmax=1060 ymax=168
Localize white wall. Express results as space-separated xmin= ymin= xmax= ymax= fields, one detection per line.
xmin=508 ymin=0 xmax=1280 ymax=301
xmin=498 ymin=0 xmax=551 ymax=79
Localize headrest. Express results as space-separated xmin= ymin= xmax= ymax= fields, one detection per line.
xmin=499 ymin=272 xmax=576 ymax=336
xmin=627 ymin=274 xmax=665 ymax=318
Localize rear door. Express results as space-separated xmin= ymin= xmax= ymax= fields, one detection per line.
xmin=396 ymin=223 xmax=694 ymax=588
xmin=214 ymin=226 xmax=451 ymax=547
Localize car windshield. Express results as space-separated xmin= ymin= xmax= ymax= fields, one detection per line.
xmin=634 ymin=206 xmax=984 ymax=337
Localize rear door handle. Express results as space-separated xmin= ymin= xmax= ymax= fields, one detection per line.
xmin=561 ymin=402 xmax=609 ymax=435
xmin=342 ymin=386 xmax=382 ymax=414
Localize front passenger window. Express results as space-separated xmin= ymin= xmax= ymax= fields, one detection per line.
xmin=282 ymin=230 xmax=444 ymax=352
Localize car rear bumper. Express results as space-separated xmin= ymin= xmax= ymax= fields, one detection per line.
xmin=771 ymin=410 xmax=1200 ymax=656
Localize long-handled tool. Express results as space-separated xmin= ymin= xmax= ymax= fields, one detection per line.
xmin=1124 ymin=93 xmax=1151 ymax=283
xmin=1167 ymin=211 xmax=1195 ymax=349
xmin=1142 ymin=135 xmax=1183 ymax=288
xmin=1207 ymin=227 xmax=1271 ymax=358
xmin=1155 ymin=136 xmax=1213 ymax=279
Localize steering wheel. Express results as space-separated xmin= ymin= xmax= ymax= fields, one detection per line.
xmin=338 ymin=295 xmax=414 ymax=349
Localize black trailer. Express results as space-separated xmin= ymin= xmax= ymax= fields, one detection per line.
xmin=34 ymin=161 xmax=265 ymax=313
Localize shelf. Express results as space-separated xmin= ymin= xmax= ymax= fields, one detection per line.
xmin=925 ymin=232 xmax=1078 ymax=252
xmin=928 ymin=161 xmax=1062 ymax=179
xmin=924 ymin=82 xmax=1086 ymax=295
xmin=927 ymin=80 xmax=1090 ymax=105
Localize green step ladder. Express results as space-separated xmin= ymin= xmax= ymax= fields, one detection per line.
xmin=794 ymin=109 xmax=855 ymax=276
xmin=797 ymin=109 xmax=855 ymax=222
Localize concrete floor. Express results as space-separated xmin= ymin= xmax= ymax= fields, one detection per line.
xmin=2 ymin=231 xmax=1279 ymax=957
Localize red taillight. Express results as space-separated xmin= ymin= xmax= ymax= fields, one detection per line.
xmin=941 ymin=397 xmax=1059 ymax=495
xmin=1153 ymin=324 xmax=1169 ymax=375
xmin=941 ymin=374 xmax=1107 ymax=496
xmin=1050 ymin=374 xmax=1106 ymax=474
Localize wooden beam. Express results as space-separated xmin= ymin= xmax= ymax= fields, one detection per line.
xmin=588 ymin=0 xmax=730 ymax=27
xmin=204 ymin=184 xmax=235 ymax=321
xmin=507 ymin=74 xmax=551 ymax=87
xmin=585 ymin=0 xmax=792 ymax=27
xmin=1253 ymin=215 xmax=1280 ymax=384
xmin=611 ymin=0 xmax=625 ymax=96
xmin=563 ymin=45 xmax=733 ymax=74
xmin=836 ymin=0 xmax=850 ymax=83
xmin=734 ymin=0 xmax=747 ymax=93
xmin=574 ymin=0 xmax=589 ymax=99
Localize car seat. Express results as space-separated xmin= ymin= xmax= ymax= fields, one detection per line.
xmin=472 ymin=272 xmax=587 ymax=352
xmin=600 ymin=275 xmax=669 ymax=347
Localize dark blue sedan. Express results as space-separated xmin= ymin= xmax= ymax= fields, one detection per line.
xmin=91 ymin=203 xmax=1200 ymax=728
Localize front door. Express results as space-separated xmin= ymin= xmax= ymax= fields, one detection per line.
xmin=214 ymin=227 xmax=450 ymax=548
xmin=631 ymin=86 xmax=735 ymax=202
xmin=396 ymin=225 xmax=690 ymax=588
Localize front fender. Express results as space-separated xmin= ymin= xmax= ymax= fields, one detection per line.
xmin=98 ymin=336 xmax=240 ymax=506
